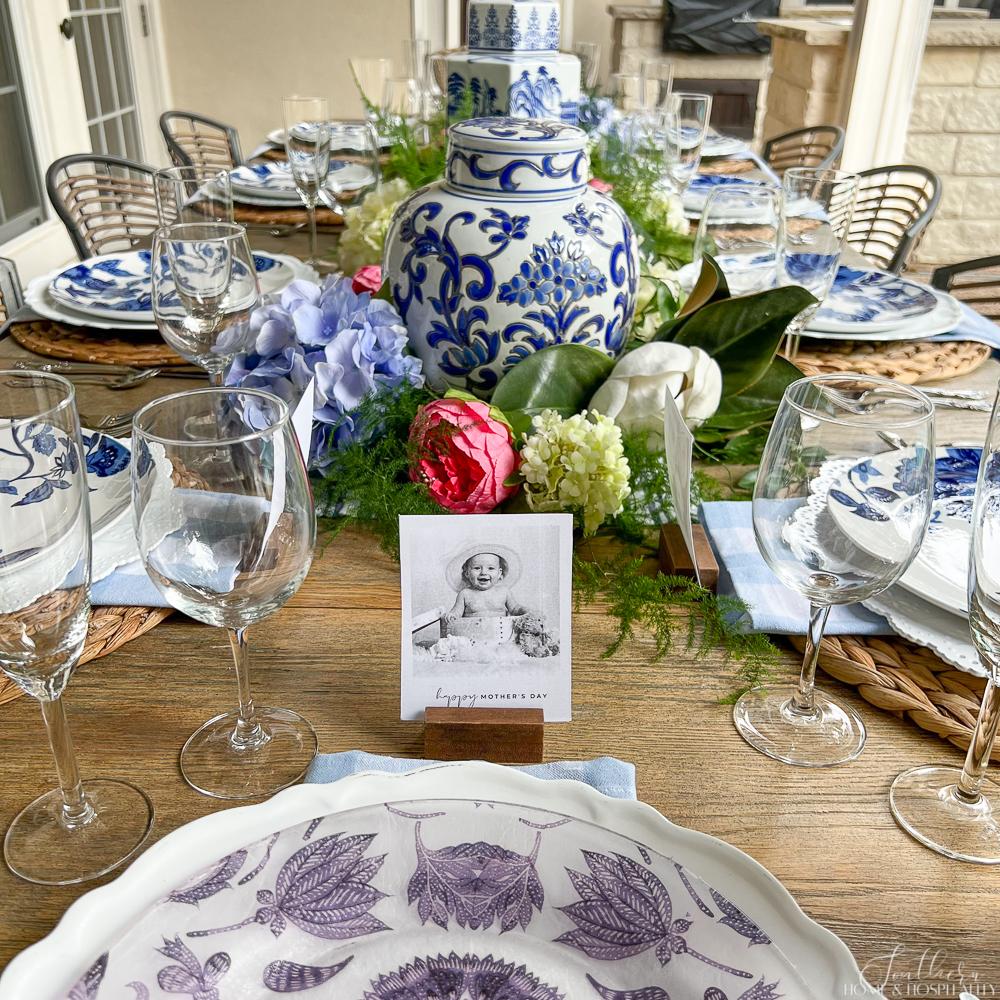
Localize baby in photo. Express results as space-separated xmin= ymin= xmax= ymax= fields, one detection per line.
xmin=446 ymin=550 xmax=529 ymax=620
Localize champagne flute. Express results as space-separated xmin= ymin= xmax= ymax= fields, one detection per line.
xmin=735 ymin=374 xmax=934 ymax=767
xmin=890 ymin=389 xmax=1000 ymax=863
xmin=283 ymin=96 xmax=331 ymax=269
xmin=132 ymin=387 xmax=317 ymax=799
xmin=151 ymin=222 xmax=259 ymax=386
xmin=661 ymin=92 xmax=712 ymax=196
xmin=640 ymin=57 xmax=674 ymax=110
xmin=1 ymin=371 xmax=153 ymax=884
xmin=154 ymin=165 xmax=233 ymax=226
xmin=778 ymin=167 xmax=859 ymax=355
xmin=575 ymin=41 xmax=601 ymax=92
xmin=693 ymin=186 xmax=779 ymax=295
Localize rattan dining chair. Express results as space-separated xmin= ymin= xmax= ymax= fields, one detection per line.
xmin=0 ymin=256 xmax=23 ymax=324
xmin=931 ymin=255 xmax=1000 ymax=324
xmin=46 ymin=154 xmax=159 ymax=260
xmin=847 ymin=164 xmax=942 ymax=274
xmin=762 ymin=125 xmax=844 ymax=177
xmin=160 ymin=110 xmax=243 ymax=170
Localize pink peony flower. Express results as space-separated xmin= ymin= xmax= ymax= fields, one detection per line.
xmin=351 ymin=264 xmax=383 ymax=295
xmin=409 ymin=398 xmax=519 ymax=514
xmin=588 ymin=178 xmax=613 ymax=194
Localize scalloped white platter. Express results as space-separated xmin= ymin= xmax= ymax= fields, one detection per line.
xmin=0 ymin=762 xmax=877 ymax=999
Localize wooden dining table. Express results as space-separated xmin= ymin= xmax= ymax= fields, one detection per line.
xmin=3 ymin=230 xmax=1000 ymax=993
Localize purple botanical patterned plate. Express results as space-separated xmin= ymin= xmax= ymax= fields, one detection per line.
xmin=0 ymin=763 xmax=876 ymax=999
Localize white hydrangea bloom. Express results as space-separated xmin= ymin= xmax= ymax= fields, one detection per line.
xmin=633 ymin=258 xmax=685 ymax=342
xmin=335 ymin=178 xmax=412 ymax=275
xmin=521 ymin=409 xmax=631 ymax=536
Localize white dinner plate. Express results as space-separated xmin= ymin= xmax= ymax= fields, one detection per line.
xmin=826 ymin=445 xmax=980 ymax=616
xmin=267 ymin=127 xmax=393 ymax=150
xmin=809 ymin=266 xmax=938 ymax=334
xmin=0 ymin=762 xmax=876 ymax=999
xmin=802 ymin=287 xmax=963 ymax=342
xmin=230 ymin=161 xmax=375 ymax=205
xmin=701 ymin=134 xmax=750 ymax=158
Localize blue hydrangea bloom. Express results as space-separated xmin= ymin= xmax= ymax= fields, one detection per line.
xmin=225 ymin=276 xmax=423 ymax=470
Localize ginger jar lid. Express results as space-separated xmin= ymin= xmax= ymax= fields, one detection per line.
xmin=445 ymin=116 xmax=589 ymax=199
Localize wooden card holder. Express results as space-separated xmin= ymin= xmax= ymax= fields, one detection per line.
xmin=659 ymin=523 xmax=719 ymax=592
xmin=424 ymin=707 xmax=544 ymax=764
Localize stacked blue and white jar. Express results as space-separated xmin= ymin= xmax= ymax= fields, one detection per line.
xmin=384 ymin=117 xmax=639 ymax=395
xmin=446 ymin=0 xmax=581 ymax=123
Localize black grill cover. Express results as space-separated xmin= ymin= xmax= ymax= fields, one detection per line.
xmin=663 ymin=1 xmax=781 ymax=55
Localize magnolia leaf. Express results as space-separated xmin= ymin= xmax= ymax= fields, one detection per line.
xmin=491 ymin=344 xmax=615 ymax=441
xmin=674 ymin=286 xmax=815 ymax=395
xmin=697 ymin=356 xmax=803 ymax=433
xmin=679 ymin=253 xmax=729 ymax=317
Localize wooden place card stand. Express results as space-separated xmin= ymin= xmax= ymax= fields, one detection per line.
xmin=659 ymin=523 xmax=719 ymax=593
xmin=424 ymin=707 xmax=544 ymax=764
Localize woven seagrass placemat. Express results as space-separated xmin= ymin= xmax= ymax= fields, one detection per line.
xmin=233 ymin=201 xmax=343 ymax=228
xmin=9 ymin=318 xmax=187 ymax=367
xmin=790 ymin=634 xmax=1000 ymax=762
xmin=0 ymin=606 xmax=172 ymax=708
xmin=792 ymin=339 xmax=991 ymax=385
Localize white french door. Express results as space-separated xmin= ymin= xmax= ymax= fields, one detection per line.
xmin=0 ymin=0 xmax=169 ymax=281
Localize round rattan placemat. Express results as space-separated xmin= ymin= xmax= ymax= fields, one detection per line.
xmin=233 ymin=202 xmax=343 ymax=228
xmin=0 ymin=606 xmax=172 ymax=708
xmin=10 ymin=319 xmax=188 ymax=367
xmin=792 ymin=339 xmax=991 ymax=385
xmin=790 ymin=634 xmax=1000 ymax=762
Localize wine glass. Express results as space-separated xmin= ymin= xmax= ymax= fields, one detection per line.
xmin=734 ymin=374 xmax=935 ymax=767
xmin=890 ymin=390 xmax=1000 ymax=863
xmin=154 ymin=165 xmax=233 ymax=226
xmin=151 ymin=222 xmax=260 ymax=386
xmin=382 ymin=76 xmax=422 ymax=128
xmin=283 ymin=96 xmax=331 ymax=269
xmin=640 ymin=57 xmax=674 ymax=110
xmin=693 ymin=186 xmax=779 ymax=295
xmin=661 ymin=92 xmax=712 ymax=196
xmin=350 ymin=57 xmax=394 ymax=115
xmin=132 ymin=387 xmax=317 ymax=800
xmin=778 ymin=167 xmax=859 ymax=355
xmin=608 ymin=72 xmax=646 ymax=114
xmin=324 ymin=122 xmax=381 ymax=217
xmin=0 ymin=371 xmax=153 ymax=884
xmin=575 ymin=41 xmax=601 ymax=92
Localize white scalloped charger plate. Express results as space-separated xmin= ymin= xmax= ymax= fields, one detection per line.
xmin=0 ymin=762 xmax=876 ymax=999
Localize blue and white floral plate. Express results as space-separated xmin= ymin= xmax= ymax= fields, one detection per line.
xmin=802 ymin=287 xmax=963 ymax=343
xmin=229 ymin=161 xmax=375 ymax=205
xmin=0 ymin=763 xmax=876 ymax=999
xmin=809 ymin=266 xmax=938 ymax=334
xmin=48 ymin=251 xmax=302 ymax=322
xmin=700 ymin=133 xmax=750 ymax=158
xmin=826 ymin=445 xmax=979 ymax=616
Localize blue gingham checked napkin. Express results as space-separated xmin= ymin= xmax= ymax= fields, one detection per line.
xmin=304 ymin=750 xmax=637 ymax=799
xmin=699 ymin=501 xmax=892 ymax=635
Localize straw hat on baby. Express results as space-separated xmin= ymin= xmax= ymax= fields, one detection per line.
xmin=445 ymin=542 xmax=522 ymax=592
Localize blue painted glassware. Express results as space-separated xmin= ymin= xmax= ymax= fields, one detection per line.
xmin=0 ymin=371 xmax=153 ymax=886
xmin=384 ymin=116 xmax=640 ymax=395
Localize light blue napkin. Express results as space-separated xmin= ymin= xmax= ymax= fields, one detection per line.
xmin=700 ymin=501 xmax=891 ymax=635
xmin=91 ymin=560 xmax=170 ymax=607
xmin=931 ymin=300 xmax=1000 ymax=350
xmin=304 ymin=749 xmax=637 ymax=799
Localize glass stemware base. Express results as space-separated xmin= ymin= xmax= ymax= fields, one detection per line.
xmin=4 ymin=778 xmax=153 ymax=885
xmin=180 ymin=707 xmax=318 ymax=800
xmin=733 ymin=687 xmax=867 ymax=767
xmin=890 ymin=764 xmax=1000 ymax=865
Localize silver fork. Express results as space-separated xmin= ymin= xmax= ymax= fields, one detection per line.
xmin=80 ymin=410 xmax=139 ymax=433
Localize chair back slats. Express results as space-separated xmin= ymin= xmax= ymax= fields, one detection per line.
xmin=159 ymin=111 xmax=242 ymax=170
xmin=847 ymin=165 xmax=942 ymax=274
xmin=0 ymin=256 xmax=23 ymax=324
xmin=931 ymin=255 xmax=1000 ymax=322
xmin=762 ymin=125 xmax=845 ymax=177
xmin=46 ymin=154 xmax=159 ymax=259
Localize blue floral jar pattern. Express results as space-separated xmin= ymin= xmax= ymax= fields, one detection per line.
xmin=384 ymin=117 xmax=639 ymax=395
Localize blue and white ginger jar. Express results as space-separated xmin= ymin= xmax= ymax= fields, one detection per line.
xmin=384 ymin=116 xmax=639 ymax=395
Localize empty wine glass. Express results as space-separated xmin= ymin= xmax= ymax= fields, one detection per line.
xmin=640 ymin=57 xmax=674 ymax=110
xmin=778 ymin=167 xmax=859 ymax=354
xmin=283 ymin=96 xmax=331 ymax=269
xmin=151 ymin=222 xmax=260 ymax=385
xmin=735 ymin=375 xmax=934 ymax=767
xmin=1 ymin=371 xmax=152 ymax=884
xmin=132 ymin=387 xmax=317 ymax=799
xmin=608 ymin=72 xmax=647 ymax=113
xmin=350 ymin=57 xmax=394 ymax=115
xmin=575 ymin=41 xmax=601 ymax=91
xmin=403 ymin=37 xmax=431 ymax=90
xmin=693 ymin=186 xmax=779 ymax=295
xmin=154 ymin=165 xmax=233 ymax=226
xmin=890 ymin=389 xmax=1000 ymax=863
xmin=661 ymin=92 xmax=712 ymax=196
xmin=324 ymin=122 xmax=381 ymax=217
xmin=383 ymin=76 xmax=422 ymax=128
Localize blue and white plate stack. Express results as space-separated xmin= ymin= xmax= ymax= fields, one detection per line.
xmin=25 ymin=250 xmax=315 ymax=332
xmin=228 ymin=161 xmax=376 ymax=207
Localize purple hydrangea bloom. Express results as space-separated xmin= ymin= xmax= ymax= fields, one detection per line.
xmin=225 ymin=276 xmax=423 ymax=470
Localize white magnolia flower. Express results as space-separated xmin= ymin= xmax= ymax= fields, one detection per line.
xmin=590 ymin=341 xmax=723 ymax=438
